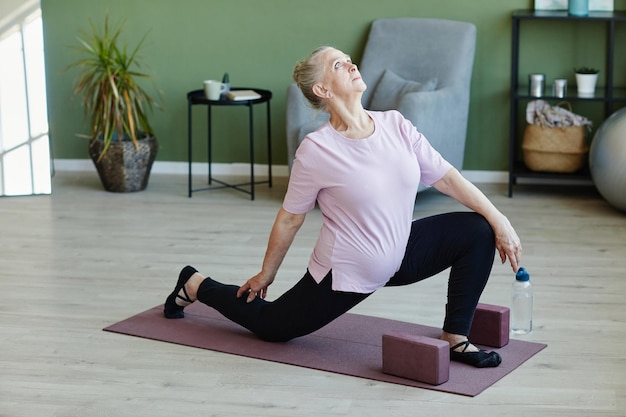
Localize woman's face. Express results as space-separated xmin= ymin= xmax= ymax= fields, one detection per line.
xmin=315 ymin=48 xmax=367 ymax=100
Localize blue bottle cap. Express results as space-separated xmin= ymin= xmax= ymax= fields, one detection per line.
xmin=516 ymin=267 xmax=530 ymax=281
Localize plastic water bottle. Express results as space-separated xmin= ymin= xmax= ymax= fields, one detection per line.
xmin=511 ymin=267 xmax=533 ymax=334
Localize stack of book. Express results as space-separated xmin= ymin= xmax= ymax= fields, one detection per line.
xmin=226 ymin=90 xmax=261 ymax=101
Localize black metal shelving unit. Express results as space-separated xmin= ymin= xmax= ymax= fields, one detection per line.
xmin=508 ymin=10 xmax=626 ymax=197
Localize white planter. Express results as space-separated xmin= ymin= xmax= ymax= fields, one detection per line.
xmin=575 ymin=73 xmax=598 ymax=97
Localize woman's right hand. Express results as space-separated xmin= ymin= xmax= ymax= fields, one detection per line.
xmin=236 ymin=207 xmax=306 ymax=303
xmin=237 ymin=272 xmax=275 ymax=303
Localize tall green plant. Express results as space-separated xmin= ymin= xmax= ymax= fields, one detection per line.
xmin=68 ymin=15 xmax=158 ymax=161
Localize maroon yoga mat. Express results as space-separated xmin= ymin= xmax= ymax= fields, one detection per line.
xmin=104 ymin=303 xmax=546 ymax=397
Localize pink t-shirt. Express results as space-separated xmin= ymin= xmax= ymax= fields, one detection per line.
xmin=283 ymin=110 xmax=452 ymax=293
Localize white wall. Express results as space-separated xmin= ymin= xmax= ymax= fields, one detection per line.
xmin=0 ymin=0 xmax=38 ymax=33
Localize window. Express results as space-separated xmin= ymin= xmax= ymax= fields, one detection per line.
xmin=0 ymin=7 xmax=50 ymax=196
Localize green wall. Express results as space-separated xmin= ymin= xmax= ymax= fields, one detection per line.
xmin=41 ymin=0 xmax=626 ymax=171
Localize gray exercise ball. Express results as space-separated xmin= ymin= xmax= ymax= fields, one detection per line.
xmin=589 ymin=107 xmax=626 ymax=212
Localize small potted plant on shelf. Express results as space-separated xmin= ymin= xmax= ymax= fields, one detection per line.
xmin=574 ymin=67 xmax=599 ymax=97
xmin=67 ymin=15 xmax=160 ymax=192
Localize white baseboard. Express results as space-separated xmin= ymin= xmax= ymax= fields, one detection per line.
xmin=54 ymin=159 xmax=506 ymax=183
xmin=462 ymin=170 xmax=508 ymax=184
xmin=53 ymin=160 xmax=591 ymax=186
xmin=53 ymin=159 xmax=290 ymax=178
xmin=454 ymin=170 xmax=592 ymax=186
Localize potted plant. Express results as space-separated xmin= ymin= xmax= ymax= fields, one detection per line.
xmin=68 ymin=15 xmax=159 ymax=192
xmin=574 ymin=67 xmax=599 ymax=97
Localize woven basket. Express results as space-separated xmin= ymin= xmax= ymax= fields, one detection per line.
xmin=522 ymin=123 xmax=588 ymax=173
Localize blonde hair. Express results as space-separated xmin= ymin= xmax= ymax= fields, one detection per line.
xmin=292 ymin=46 xmax=334 ymax=111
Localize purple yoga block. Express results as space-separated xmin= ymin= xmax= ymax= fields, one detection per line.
xmin=382 ymin=332 xmax=449 ymax=385
xmin=468 ymin=303 xmax=510 ymax=348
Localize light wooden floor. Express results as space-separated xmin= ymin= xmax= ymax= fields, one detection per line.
xmin=1 ymin=171 xmax=625 ymax=417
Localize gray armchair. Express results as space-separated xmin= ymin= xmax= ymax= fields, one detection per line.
xmin=286 ymin=18 xmax=476 ymax=182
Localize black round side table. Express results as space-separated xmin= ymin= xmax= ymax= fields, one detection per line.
xmin=186 ymin=88 xmax=272 ymax=200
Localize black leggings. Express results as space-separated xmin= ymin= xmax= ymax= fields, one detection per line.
xmin=196 ymin=212 xmax=495 ymax=342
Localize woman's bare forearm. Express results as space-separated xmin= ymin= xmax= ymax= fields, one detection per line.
xmin=261 ymin=207 xmax=306 ymax=278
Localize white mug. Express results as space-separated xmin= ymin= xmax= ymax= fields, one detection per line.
xmin=203 ymin=80 xmax=227 ymax=100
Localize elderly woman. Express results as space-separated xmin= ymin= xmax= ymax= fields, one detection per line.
xmin=164 ymin=46 xmax=521 ymax=368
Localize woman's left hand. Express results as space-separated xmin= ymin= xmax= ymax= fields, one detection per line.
xmin=491 ymin=215 xmax=522 ymax=272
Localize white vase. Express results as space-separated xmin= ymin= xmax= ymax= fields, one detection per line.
xmin=575 ymin=73 xmax=598 ymax=97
